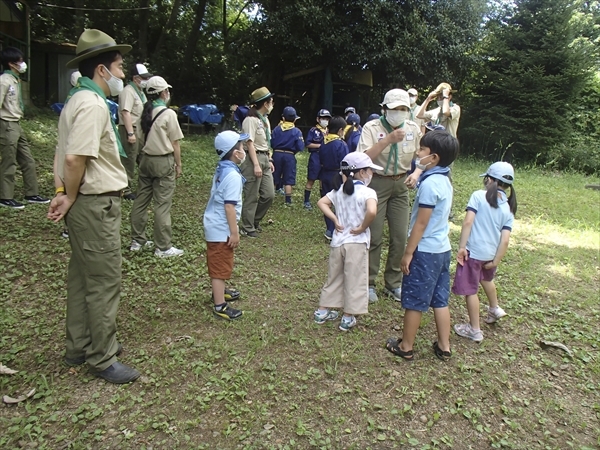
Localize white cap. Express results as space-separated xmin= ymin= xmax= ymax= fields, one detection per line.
xmin=342 ymin=152 xmax=383 ymax=171
xmin=407 ymin=88 xmax=418 ymax=96
xmin=215 ymin=130 xmax=250 ymax=159
xmin=145 ymin=76 xmax=172 ymax=94
xmin=135 ymin=63 xmax=152 ymax=78
xmin=480 ymin=161 xmax=515 ymax=185
xmin=381 ymin=89 xmax=410 ymax=109
xmin=70 ymin=70 xmax=81 ymax=87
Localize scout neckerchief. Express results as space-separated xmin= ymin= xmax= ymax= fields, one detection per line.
xmin=280 ymin=120 xmax=295 ymax=131
xmin=416 ymin=165 xmax=450 ymax=188
xmin=379 ymin=116 xmax=402 ymax=175
xmin=435 ymin=101 xmax=454 ymax=125
xmin=324 ymin=134 xmax=341 ymax=144
xmin=152 ymin=99 xmax=167 ymax=109
xmin=410 ymin=104 xmax=418 ymax=121
xmin=316 ymin=124 xmax=327 ymax=133
xmin=215 ymin=159 xmax=246 ymax=187
xmin=129 ymin=81 xmax=146 ymax=103
xmin=256 ymin=111 xmax=271 ymax=149
xmin=65 ymin=76 xmax=126 ymax=158
xmin=3 ymin=70 xmax=24 ymax=113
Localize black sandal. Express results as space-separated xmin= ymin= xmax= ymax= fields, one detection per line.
xmin=385 ymin=338 xmax=414 ymax=361
xmin=432 ymin=341 xmax=452 ymax=361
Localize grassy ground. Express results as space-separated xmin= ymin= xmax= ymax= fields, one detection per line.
xmin=1 ymin=112 xmax=599 ymax=450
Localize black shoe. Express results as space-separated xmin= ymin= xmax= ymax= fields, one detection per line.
xmin=240 ymin=229 xmax=258 ymax=238
xmin=0 ymin=198 xmax=25 ymax=209
xmin=123 ymin=193 xmax=136 ymax=200
xmin=61 ymin=229 xmax=69 ymax=239
xmin=24 ymin=195 xmax=50 ymax=204
xmin=254 ymin=224 xmax=263 ymax=232
xmin=64 ymin=343 xmax=123 ymax=367
xmin=224 ymin=288 xmax=241 ymax=301
xmin=91 ymin=361 xmax=140 ymax=384
xmin=213 ymin=303 xmax=243 ymax=320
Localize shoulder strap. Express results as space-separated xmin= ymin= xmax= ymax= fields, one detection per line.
xmin=145 ymin=107 xmax=169 ymax=139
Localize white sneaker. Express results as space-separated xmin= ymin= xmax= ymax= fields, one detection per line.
xmin=130 ymin=240 xmax=154 ymax=251
xmin=155 ymin=247 xmax=184 ymax=258
xmin=485 ymin=306 xmax=507 ymax=324
xmin=339 ymin=316 xmax=357 ymax=332
xmin=384 ymin=287 xmax=402 ymax=302
xmin=454 ymin=323 xmax=484 ymax=342
xmin=368 ymin=286 xmax=378 ymax=303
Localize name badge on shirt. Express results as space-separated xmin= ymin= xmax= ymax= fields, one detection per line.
xmin=406 ymin=132 xmax=414 ymax=141
xmin=8 ymin=86 xmax=15 ymax=95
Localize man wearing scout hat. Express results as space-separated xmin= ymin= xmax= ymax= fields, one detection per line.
xmin=48 ymin=29 xmax=140 ymax=384
xmin=416 ymin=82 xmax=461 ymax=138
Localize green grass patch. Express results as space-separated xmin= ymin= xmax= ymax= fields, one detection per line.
xmin=0 ymin=113 xmax=598 ymax=449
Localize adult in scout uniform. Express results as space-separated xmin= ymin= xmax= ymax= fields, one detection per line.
xmin=407 ymin=88 xmax=424 ymax=134
xmin=118 ymin=63 xmax=152 ymax=200
xmin=303 ymin=108 xmax=331 ymax=210
xmin=357 ymin=89 xmax=422 ymax=303
xmin=47 ymin=29 xmax=140 ymax=384
xmin=416 ymin=82 xmax=461 ymax=138
xmin=239 ymin=86 xmax=275 ymax=238
xmin=130 ymin=76 xmax=184 ymax=257
xmin=0 ymin=47 xmax=49 ymax=209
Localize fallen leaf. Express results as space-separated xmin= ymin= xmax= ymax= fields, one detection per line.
xmin=0 ymin=364 xmax=17 ymax=375
xmin=3 ymin=388 xmax=36 ymax=404
xmin=263 ymin=424 xmax=274 ymax=430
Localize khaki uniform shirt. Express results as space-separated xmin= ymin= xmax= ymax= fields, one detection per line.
xmin=56 ymin=90 xmax=127 ymax=194
xmin=410 ymin=104 xmax=423 ymax=129
xmin=242 ymin=116 xmax=270 ymax=152
xmin=357 ymin=119 xmax=421 ymax=176
xmin=142 ymin=107 xmax=184 ymax=155
xmin=0 ymin=73 xmax=23 ymax=121
xmin=423 ymin=104 xmax=461 ymax=138
xmin=118 ymin=83 xmax=145 ymax=135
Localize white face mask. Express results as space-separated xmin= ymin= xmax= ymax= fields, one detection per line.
xmin=319 ymin=119 xmax=329 ymax=128
xmin=266 ymin=102 xmax=274 ymax=114
xmin=415 ymin=154 xmax=434 ymax=171
xmin=235 ymin=148 xmax=246 ymax=165
xmin=386 ymin=110 xmax=409 ymax=128
xmin=363 ymin=173 xmax=372 ymax=186
xmin=139 ymin=79 xmax=148 ymax=89
xmin=409 ymin=96 xmax=417 ymax=106
xmin=102 ymin=65 xmax=124 ymax=96
xmin=16 ymin=62 xmax=27 ymax=74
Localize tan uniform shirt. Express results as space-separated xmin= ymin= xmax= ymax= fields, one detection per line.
xmin=118 ymin=83 xmax=145 ymax=134
xmin=56 ymin=90 xmax=127 ymax=194
xmin=357 ymin=119 xmax=421 ymax=176
xmin=242 ymin=115 xmax=270 ymax=152
xmin=0 ymin=73 xmax=23 ymax=121
xmin=142 ymin=107 xmax=184 ymax=155
xmin=423 ymin=104 xmax=461 ymax=138
xmin=410 ymin=104 xmax=423 ymax=129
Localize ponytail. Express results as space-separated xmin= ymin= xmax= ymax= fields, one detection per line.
xmin=485 ymin=176 xmax=517 ymax=216
xmin=141 ymin=92 xmax=161 ymax=136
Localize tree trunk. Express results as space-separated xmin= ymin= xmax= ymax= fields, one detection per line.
xmin=153 ymin=0 xmax=183 ymax=55
xmin=181 ymin=0 xmax=209 ymax=72
xmin=138 ymin=0 xmax=151 ymax=60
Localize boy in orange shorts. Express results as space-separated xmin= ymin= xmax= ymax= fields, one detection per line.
xmin=203 ymin=130 xmax=249 ymax=320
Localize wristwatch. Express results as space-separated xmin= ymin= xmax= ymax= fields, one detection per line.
xmin=443 ymin=96 xmax=449 ymax=99
xmin=127 ymin=132 xmax=134 ymax=137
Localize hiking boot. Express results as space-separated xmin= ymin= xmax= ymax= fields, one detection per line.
xmin=240 ymin=229 xmax=258 ymax=238
xmin=130 ymin=240 xmax=154 ymax=251
xmin=90 ymin=361 xmax=140 ymax=384
xmin=0 ymin=199 xmax=25 ymax=209
xmin=314 ymin=309 xmax=339 ymax=325
xmin=303 ymin=201 xmax=313 ymax=211
xmin=368 ymin=286 xmax=378 ymax=303
xmin=339 ymin=315 xmax=357 ymax=332
xmin=484 ymin=306 xmax=507 ymax=324
xmin=25 ymin=195 xmax=50 ymax=204
xmin=213 ymin=303 xmax=243 ymax=320
xmin=64 ymin=343 xmax=123 ymax=367
xmin=155 ymin=246 xmax=184 ymax=258
xmin=384 ymin=287 xmax=402 ymax=302
xmin=454 ymin=323 xmax=484 ymax=342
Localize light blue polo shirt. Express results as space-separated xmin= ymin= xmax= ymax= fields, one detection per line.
xmin=465 ymin=189 xmax=514 ymax=261
xmin=409 ymin=166 xmax=452 ymax=253
xmin=203 ymin=160 xmax=244 ymax=242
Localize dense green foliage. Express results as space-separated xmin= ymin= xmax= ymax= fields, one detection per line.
xmin=26 ymin=0 xmax=600 ymax=173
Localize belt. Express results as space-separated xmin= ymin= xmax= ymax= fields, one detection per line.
xmin=142 ymin=152 xmax=172 ymax=157
xmin=256 ymin=151 xmax=270 ymax=155
xmin=374 ymin=172 xmax=407 ymax=180
xmin=80 ymin=191 xmax=123 ymax=197
xmin=274 ymin=150 xmax=295 ymax=154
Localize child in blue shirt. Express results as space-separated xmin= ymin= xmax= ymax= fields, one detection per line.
xmin=271 ymin=106 xmax=305 ymax=205
xmin=303 ymin=109 xmax=331 ymax=210
xmin=319 ymin=116 xmax=349 ymax=240
xmin=385 ymin=130 xmax=459 ymax=361
xmin=344 ymin=113 xmax=362 ymax=152
xmin=452 ymin=162 xmax=517 ymax=342
xmin=203 ymin=131 xmax=249 ymax=320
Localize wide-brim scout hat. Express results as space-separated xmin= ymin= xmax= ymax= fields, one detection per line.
xmin=249 ymin=86 xmax=274 ymax=104
xmin=67 ymin=29 xmax=132 ymax=69
xmin=433 ymin=82 xmax=457 ymax=95
xmin=145 ymin=76 xmax=172 ymax=94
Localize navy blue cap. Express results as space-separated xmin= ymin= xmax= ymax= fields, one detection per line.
xmin=317 ymin=109 xmax=332 ymax=118
xmin=425 ymin=122 xmax=446 ymax=132
xmin=367 ymin=113 xmax=380 ymax=122
xmin=344 ymin=106 xmax=356 ymax=115
xmin=346 ymin=113 xmax=361 ymax=125
xmin=283 ymin=106 xmax=299 ymax=121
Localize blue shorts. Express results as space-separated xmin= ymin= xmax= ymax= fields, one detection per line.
xmin=307 ymin=151 xmax=321 ymax=181
xmin=272 ymin=151 xmax=297 ymax=186
xmin=401 ymin=250 xmax=451 ymax=312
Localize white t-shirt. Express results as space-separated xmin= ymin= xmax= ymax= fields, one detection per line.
xmin=326 ymin=181 xmax=378 ymax=248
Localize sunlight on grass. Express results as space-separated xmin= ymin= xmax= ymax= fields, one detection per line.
xmin=515 ymin=218 xmax=600 ymax=250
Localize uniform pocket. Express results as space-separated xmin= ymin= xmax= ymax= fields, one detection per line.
xmin=82 ymin=239 xmax=121 ymax=277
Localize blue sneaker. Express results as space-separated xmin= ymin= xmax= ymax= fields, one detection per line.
xmin=384 ymin=287 xmax=402 ymax=302
xmin=276 ymin=188 xmax=285 ymax=195
xmin=339 ymin=316 xmax=357 ymax=332
xmin=304 ymin=202 xmax=313 ymax=211
xmin=314 ymin=309 xmax=339 ymax=324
